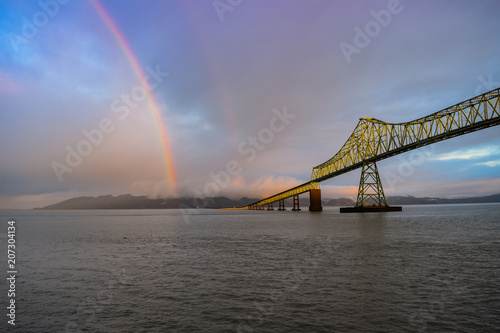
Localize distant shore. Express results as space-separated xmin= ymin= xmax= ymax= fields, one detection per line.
xmin=33 ymin=193 xmax=500 ymax=210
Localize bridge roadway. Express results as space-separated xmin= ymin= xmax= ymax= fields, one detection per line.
xmin=246 ymin=87 xmax=500 ymax=210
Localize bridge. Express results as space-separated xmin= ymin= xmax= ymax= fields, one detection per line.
xmin=246 ymin=87 xmax=500 ymax=212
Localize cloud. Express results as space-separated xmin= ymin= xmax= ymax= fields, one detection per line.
xmin=320 ymin=184 xmax=358 ymax=199
xmin=475 ymin=160 xmax=500 ymax=167
xmin=0 ymin=191 xmax=91 ymax=210
xmin=431 ymin=146 xmax=500 ymax=161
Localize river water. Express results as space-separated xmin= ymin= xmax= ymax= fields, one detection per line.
xmin=1 ymin=204 xmax=499 ymax=332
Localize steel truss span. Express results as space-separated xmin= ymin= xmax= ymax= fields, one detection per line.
xmin=249 ymin=88 xmax=500 ymax=208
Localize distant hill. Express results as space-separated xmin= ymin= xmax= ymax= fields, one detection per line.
xmin=386 ymin=193 xmax=500 ymax=205
xmin=35 ymin=194 xmax=259 ymax=210
xmin=35 ymin=193 xmax=500 ymax=210
xmin=324 ymin=198 xmax=356 ymax=206
xmin=266 ymin=194 xmax=500 ymax=207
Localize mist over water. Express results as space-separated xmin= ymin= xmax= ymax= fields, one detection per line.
xmin=1 ymin=204 xmax=499 ymax=332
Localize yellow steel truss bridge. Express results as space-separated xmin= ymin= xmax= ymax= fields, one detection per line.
xmin=247 ymin=87 xmax=500 ymax=212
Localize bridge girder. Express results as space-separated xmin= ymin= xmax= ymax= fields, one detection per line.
xmin=311 ymin=88 xmax=500 ymax=181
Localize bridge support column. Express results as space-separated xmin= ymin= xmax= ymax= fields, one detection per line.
xmin=278 ymin=199 xmax=286 ymax=211
xmin=267 ymin=203 xmax=274 ymax=210
xmin=340 ymin=161 xmax=401 ymax=213
xmin=292 ymin=195 xmax=301 ymax=211
xmin=309 ymin=189 xmax=323 ymax=212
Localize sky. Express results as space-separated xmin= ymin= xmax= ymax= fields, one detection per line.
xmin=1 ymin=0 xmax=500 ymax=209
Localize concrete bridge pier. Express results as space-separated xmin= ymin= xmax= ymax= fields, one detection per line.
xmin=309 ymin=189 xmax=323 ymax=212
xmin=278 ymin=199 xmax=286 ymax=211
xmin=267 ymin=203 xmax=274 ymax=210
xmin=292 ymin=195 xmax=301 ymax=211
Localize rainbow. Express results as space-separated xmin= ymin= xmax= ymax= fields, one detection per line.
xmin=90 ymin=0 xmax=177 ymax=194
